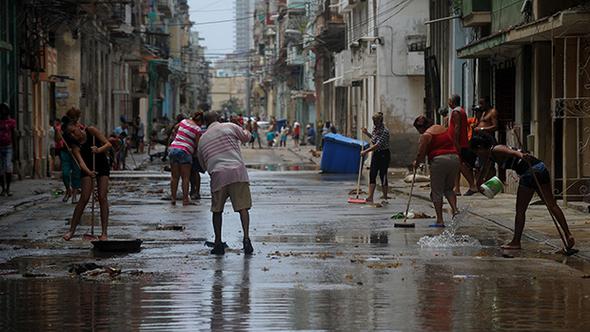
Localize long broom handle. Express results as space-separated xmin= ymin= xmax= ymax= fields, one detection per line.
xmin=355 ymin=149 xmax=363 ymax=198
xmin=91 ymin=136 xmax=96 ymax=235
xmin=402 ymin=167 xmax=417 ymax=224
xmin=526 ymin=159 xmax=569 ymax=250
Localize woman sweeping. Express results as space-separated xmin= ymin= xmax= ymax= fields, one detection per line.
xmin=62 ymin=117 xmax=112 ymax=241
xmin=168 ymin=111 xmax=203 ymax=206
xmin=470 ymin=133 xmax=575 ymax=250
xmin=361 ymin=112 xmax=391 ymax=202
xmin=412 ymin=115 xmax=459 ymax=227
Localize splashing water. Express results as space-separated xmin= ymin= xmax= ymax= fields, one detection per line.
xmin=417 ymin=206 xmax=481 ymax=248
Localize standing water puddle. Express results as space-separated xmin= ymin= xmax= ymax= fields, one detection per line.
xmin=417 ymin=206 xmax=481 ymax=248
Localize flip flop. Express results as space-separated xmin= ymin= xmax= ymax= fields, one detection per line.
xmin=463 ymin=189 xmax=478 ymax=196
xmin=429 ymin=224 xmax=445 ymax=228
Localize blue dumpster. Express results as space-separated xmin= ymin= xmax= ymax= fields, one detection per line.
xmin=321 ymin=133 xmax=369 ymax=173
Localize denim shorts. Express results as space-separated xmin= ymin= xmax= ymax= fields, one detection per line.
xmin=0 ymin=146 xmax=13 ymax=174
xmin=519 ymin=162 xmax=550 ymax=189
xmin=168 ymin=148 xmax=192 ymax=165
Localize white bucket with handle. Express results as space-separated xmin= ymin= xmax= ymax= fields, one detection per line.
xmin=480 ymin=176 xmax=504 ymax=199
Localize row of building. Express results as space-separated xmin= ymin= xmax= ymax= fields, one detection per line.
xmin=242 ymin=0 xmax=590 ymax=203
xmin=0 ymin=0 xmax=210 ymax=179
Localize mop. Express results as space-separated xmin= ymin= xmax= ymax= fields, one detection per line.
xmin=348 ymin=149 xmax=366 ymax=204
xmin=394 ymin=167 xmax=416 ymax=228
xmin=527 ymin=160 xmax=578 ymax=256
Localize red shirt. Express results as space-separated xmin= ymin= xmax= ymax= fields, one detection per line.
xmin=448 ymin=107 xmax=469 ymax=148
xmin=0 ymin=118 xmax=16 ymax=147
xmin=428 ymin=131 xmax=457 ymax=160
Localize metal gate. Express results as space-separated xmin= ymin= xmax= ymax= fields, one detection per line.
xmin=551 ymin=36 xmax=590 ymax=204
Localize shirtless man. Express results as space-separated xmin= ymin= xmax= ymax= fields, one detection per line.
xmin=473 ymin=97 xmax=498 ymax=185
xmin=474 ymin=97 xmax=498 ymax=136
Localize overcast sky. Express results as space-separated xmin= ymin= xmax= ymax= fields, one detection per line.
xmin=187 ymin=0 xmax=235 ymax=59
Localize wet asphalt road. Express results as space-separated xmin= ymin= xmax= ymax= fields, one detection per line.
xmin=1 ymin=150 xmax=590 ymax=331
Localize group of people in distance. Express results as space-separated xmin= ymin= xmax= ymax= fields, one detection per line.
xmin=360 ymin=95 xmax=575 ymax=251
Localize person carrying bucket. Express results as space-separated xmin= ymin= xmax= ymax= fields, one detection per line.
xmin=412 ymin=115 xmax=460 ymax=227
xmin=361 ymin=112 xmax=391 ymax=203
xmin=470 ymin=133 xmax=575 ymax=251
xmin=61 ymin=116 xmax=112 ymax=241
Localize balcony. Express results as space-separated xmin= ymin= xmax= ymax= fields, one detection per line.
xmin=339 ymin=0 xmax=358 ymax=13
xmin=287 ymin=0 xmax=306 ymax=15
xmin=462 ymin=0 xmax=491 ymax=27
xmin=157 ymin=0 xmax=172 ymax=17
xmin=314 ymin=6 xmax=345 ymax=52
xmin=286 ymin=46 xmax=305 ymax=66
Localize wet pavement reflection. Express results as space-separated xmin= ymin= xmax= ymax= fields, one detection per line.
xmin=1 ymin=161 xmax=590 ymax=331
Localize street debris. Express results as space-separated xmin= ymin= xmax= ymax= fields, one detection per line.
xmin=366 ymin=262 xmax=401 ymax=269
xmin=404 ymin=174 xmax=429 ymax=183
xmin=391 ymin=211 xmax=433 ymax=219
xmin=22 ymin=272 xmax=48 ymax=278
xmin=157 ymin=224 xmax=185 ymax=231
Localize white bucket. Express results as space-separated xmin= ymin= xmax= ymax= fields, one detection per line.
xmin=480 ymin=176 xmax=504 ymax=199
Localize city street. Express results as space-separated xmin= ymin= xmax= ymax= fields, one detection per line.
xmin=0 ymin=147 xmax=589 ymax=331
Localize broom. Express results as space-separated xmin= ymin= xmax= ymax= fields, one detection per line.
xmin=395 ymin=166 xmax=416 ymax=228
xmin=348 ymin=149 xmax=366 ymax=204
xmin=83 ymin=136 xmax=98 ymax=241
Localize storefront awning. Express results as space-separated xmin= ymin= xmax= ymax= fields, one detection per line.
xmin=457 ymin=9 xmax=590 ymax=59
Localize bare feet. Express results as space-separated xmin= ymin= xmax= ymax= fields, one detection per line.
xmin=501 ymin=241 xmax=522 ymax=250
xmin=380 ymin=195 xmax=390 ymax=200
xmin=171 ymin=200 xmax=176 ymax=206
xmin=98 ymin=234 xmax=108 ymax=241
xmin=365 ymin=197 xmax=374 ymax=204
xmin=63 ymin=232 xmax=73 ymax=241
xmin=182 ymin=199 xmax=190 ymax=206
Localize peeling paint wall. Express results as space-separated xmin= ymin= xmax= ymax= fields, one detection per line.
xmin=376 ymin=0 xmax=427 ymax=166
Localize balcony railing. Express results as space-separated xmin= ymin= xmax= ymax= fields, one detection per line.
xmin=462 ymin=0 xmax=491 ymax=27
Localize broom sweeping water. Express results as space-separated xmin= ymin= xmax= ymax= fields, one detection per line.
xmin=394 ymin=166 xmax=417 ymax=228
xmin=348 ymin=148 xmax=366 ymax=204
xmin=525 ymin=159 xmax=577 ymax=256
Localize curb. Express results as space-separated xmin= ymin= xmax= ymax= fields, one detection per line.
xmin=391 ymin=185 xmax=590 ymax=261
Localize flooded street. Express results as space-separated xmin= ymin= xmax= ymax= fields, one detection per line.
xmin=1 ymin=150 xmax=590 ymax=331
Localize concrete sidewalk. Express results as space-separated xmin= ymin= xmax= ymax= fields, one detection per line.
xmin=389 ymin=174 xmax=590 ymax=260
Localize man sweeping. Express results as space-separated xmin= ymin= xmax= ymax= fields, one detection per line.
xmin=198 ymin=111 xmax=254 ymax=255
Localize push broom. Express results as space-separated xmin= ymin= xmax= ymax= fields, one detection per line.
xmin=394 ymin=166 xmax=416 ymax=228
xmin=348 ymin=149 xmax=366 ymax=204
xmin=526 ymin=159 xmax=577 ymax=256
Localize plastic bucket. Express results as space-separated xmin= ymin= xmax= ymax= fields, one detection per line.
xmin=480 ymin=176 xmax=504 ymax=199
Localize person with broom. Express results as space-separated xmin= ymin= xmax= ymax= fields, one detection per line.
xmin=61 ymin=116 xmax=112 ymax=241
xmin=361 ymin=112 xmax=391 ymax=203
xmin=412 ymin=115 xmax=460 ymax=227
xmin=469 ymin=133 xmax=575 ymax=251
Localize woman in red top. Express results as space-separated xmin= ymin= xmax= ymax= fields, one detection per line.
xmin=413 ymin=116 xmax=459 ymax=227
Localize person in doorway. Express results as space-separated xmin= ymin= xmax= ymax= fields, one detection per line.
xmin=61 ymin=116 xmax=112 ymax=241
xmin=473 ymin=97 xmax=498 ymax=136
xmin=198 ymin=111 xmax=253 ymax=255
xmin=0 ymin=103 xmax=16 ymax=196
xmin=135 ymin=116 xmax=145 ymax=153
xmin=292 ymin=122 xmax=301 ymax=148
xmin=252 ymin=117 xmax=262 ymax=149
xmin=280 ymin=124 xmax=290 ymax=147
xmin=306 ymin=123 xmax=316 ymax=146
xmin=412 ymin=115 xmax=459 ymax=227
xmin=168 ymin=112 xmax=203 ymax=206
xmin=361 ymin=112 xmax=391 ymax=202
xmin=470 ymin=133 xmax=575 ymax=250
xmin=448 ymin=94 xmax=479 ymax=196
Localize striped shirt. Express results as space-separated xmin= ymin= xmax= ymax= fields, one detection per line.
xmin=170 ymin=119 xmax=201 ymax=155
xmin=197 ymin=122 xmax=252 ymax=192
xmin=371 ymin=124 xmax=390 ymax=151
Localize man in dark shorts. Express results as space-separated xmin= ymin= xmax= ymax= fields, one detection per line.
xmin=448 ymin=94 xmax=479 ymax=196
xmin=361 ymin=112 xmax=391 ymax=203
